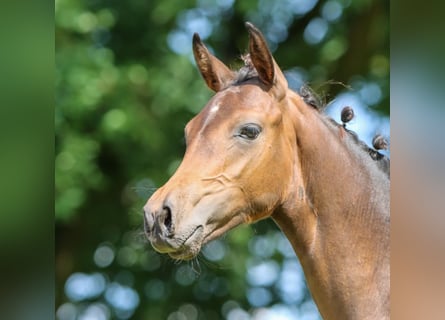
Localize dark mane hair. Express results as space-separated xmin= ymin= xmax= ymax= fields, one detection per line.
xmin=307 ymin=89 xmax=390 ymax=178
xmin=234 ymin=54 xmax=390 ymax=178
xmin=233 ymin=54 xmax=259 ymax=84
xmin=325 ymin=116 xmax=390 ymax=178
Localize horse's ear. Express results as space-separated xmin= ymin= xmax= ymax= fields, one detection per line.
xmin=245 ymin=22 xmax=275 ymax=87
xmin=245 ymin=22 xmax=287 ymax=97
xmin=192 ymin=33 xmax=234 ymax=92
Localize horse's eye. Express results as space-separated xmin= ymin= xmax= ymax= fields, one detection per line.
xmin=238 ymin=124 xmax=262 ymax=140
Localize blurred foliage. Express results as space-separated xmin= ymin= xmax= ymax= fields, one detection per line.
xmin=0 ymin=3 xmax=53 ymax=320
xmin=55 ymin=0 xmax=388 ymax=319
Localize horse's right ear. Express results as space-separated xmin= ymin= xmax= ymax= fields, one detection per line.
xmin=245 ymin=22 xmax=287 ymax=99
xmin=192 ymin=33 xmax=234 ymax=92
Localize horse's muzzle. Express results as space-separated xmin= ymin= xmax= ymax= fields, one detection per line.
xmin=143 ymin=206 xmax=176 ymax=253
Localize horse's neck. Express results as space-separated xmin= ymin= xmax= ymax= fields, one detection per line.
xmin=272 ymin=93 xmax=390 ymax=319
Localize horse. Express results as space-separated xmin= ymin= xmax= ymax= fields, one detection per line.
xmin=143 ymin=22 xmax=390 ymax=320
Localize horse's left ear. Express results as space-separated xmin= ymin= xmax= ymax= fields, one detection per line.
xmin=245 ymin=22 xmax=287 ymax=97
xmin=193 ymin=33 xmax=235 ymax=92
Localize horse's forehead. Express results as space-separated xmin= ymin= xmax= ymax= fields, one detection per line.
xmin=205 ymin=85 xmax=269 ymax=115
xmin=187 ymin=84 xmax=272 ymax=137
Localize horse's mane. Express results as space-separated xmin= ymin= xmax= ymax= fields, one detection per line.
xmin=299 ymin=85 xmax=390 ymax=178
xmin=234 ymin=54 xmax=390 ymax=178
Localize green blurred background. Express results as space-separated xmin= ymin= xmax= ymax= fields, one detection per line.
xmin=55 ymin=0 xmax=388 ymax=319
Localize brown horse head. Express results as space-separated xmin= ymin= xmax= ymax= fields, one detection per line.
xmin=143 ymin=23 xmax=300 ymax=260
xmin=144 ymin=22 xmax=390 ymax=319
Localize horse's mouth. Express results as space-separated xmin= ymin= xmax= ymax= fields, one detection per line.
xmin=168 ymin=250 xmax=198 ymax=260
xmin=164 ymin=225 xmax=204 ymax=260
xmin=172 ymin=210 xmax=249 ymax=260
xmin=167 ymin=226 xmax=221 ymax=260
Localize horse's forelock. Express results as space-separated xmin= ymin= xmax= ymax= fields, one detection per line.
xmin=231 ymin=54 xmax=259 ymax=84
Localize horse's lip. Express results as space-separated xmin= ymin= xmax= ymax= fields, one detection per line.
xmin=168 ymin=250 xmax=196 ymax=260
xmin=203 ymin=229 xmax=218 ymax=243
xmin=182 ymin=225 xmax=204 ymax=245
xmin=167 ymin=225 xmax=204 ymax=260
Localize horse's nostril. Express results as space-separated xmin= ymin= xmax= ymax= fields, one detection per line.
xmin=162 ymin=206 xmax=172 ymax=232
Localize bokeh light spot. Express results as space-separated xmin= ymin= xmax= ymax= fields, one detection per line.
xmin=104 ymin=282 xmax=140 ymax=315
xmin=103 ymin=109 xmax=127 ymax=131
xmin=65 ymin=273 xmax=106 ymax=302
xmin=56 ymin=151 xmax=76 ymax=171
xmin=304 ymin=18 xmax=329 ymax=45
xmin=359 ymin=82 xmax=382 ymax=106
xmin=321 ymin=1 xmax=343 ymax=22
xmin=97 ymin=9 xmax=116 ymax=29
xmin=370 ymin=54 xmax=389 ymax=78
xmin=202 ymin=239 xmax=226 ymax=261
xmin=167 ymin=30 xmax=191 ymax=55
xmin=290 ymin=0 xmax=319 ymax=15
xmin=128 ymin=65 xmax=148 ymax=85
xmin=56 ymin=302 xmax=77 ymax=320
xmin=175 ymin=265 xmax=197 ymax=286
xmin=227 ymin=307 xmax=250 ymax=320
xmin=247 ymin=287 xmax=272 ymax=307
xmin=276 ymin=233 xmax=295 ymax=258
xmin=178 ymin=10 xmax=213 ymax=40
xmin=248 ymin=235 xmax=276 ymax=258
xmin=94 ymin=243 xmax=115 ymax=268
xmin=179 ymin=304 xmax=199 ymax=320
xmin=167 ymin=311 xmax=187 ymax=320
xmin=78 ymin=303 xmax=110 ymax=320
xmin=77 ymin=12 xmax=97 ymax=33
xmin=299 ymin=300 xmax=322 ymax=320
xmin=221 ymin=300 xmax=240 ymax=318
xmin=247 ymin=260 xmax=280 ymax=286
xmin=277 ymin=260 xmax=305 ymax=305
xmin=116 ymin=246 xmax=138 ymax=267
xmin=284 ymin=68 xmax=309 ymax=92
xmin=144 ymin=279 xmax=166 ymax=300
xmin=215 ymin=0 xmax=235 ymax=10
xmin=321 ymin=36 xmax=347 ymax=61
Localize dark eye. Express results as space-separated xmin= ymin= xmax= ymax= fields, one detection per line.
xmin=238 ymin=124 xmax=262 ymax=140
